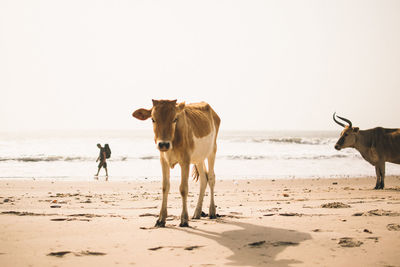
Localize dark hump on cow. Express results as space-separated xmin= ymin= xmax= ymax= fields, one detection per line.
xmin=373 ymin=127 xmax=400 ymax=139
xmin=368 ymin=127 xmax=400 ymax=157
xmin=383 ymin=128 xmax=400 ymax=134
xmin=184 ymin=102 xmax=212 ymax=138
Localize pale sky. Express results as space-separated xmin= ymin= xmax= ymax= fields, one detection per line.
xmin=1 ymin=0 xmax=399 ymax=132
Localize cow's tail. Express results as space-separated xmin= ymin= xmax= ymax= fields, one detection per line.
xmin=191 ymin=165 xmax=199 ymax=181
xmin=191 ymin=165 xmax=208 ymax=182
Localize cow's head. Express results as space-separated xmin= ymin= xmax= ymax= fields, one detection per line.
xmin=333 ymin=113 xmax=359 ymax=150
xmin=132 ymin=99 xmax=185 ymax=152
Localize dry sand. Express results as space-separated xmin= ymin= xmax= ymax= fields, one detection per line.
xmin=0 ymin=176 xmax=400 ymax=267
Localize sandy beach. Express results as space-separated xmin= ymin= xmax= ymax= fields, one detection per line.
xmin=0 ymin=176 xmax=399 ymax=267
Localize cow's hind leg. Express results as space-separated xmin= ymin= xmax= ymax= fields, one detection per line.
xmin=380 ymin=163 xmax=385 ymax=189
xmin=156 ymin=158 xmax=170 ymax=227
xmin=193 ymin=162 xmax=208 ymax=219
xmin=207 ymin=153 xmax=217 ymax=219
xmin=179 ymin=162 xmax=190 ymax=227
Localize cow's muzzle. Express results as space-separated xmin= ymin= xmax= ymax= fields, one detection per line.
xmin=157 ymin=141 xmax=171 ymax=152
xmin=334 ymin=144 xmax=341 ymax=150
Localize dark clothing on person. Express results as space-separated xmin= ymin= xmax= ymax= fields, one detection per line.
xmin=99 ymin=147 xmax=106 ymax=160
xmin=98 ymin=147 xmax=107 ymax=168
xmin=95 ymin=144 xmax=108 ymax=179
xmin=98 ymin=161 xmax=107 ymax=169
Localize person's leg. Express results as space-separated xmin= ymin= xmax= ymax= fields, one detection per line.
xmin=104 ymin=162 xmax=108 ymax=177
xmin=96 ymin=160 xmax=104 ymax=176
xmin=95 ymin=166 xmax=101 ymax=177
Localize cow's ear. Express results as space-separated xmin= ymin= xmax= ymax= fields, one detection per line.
xmin=132 ymin=108 xmax=152 ymax=120
xmin=353 ymin=127 xmax=359 ymax=133
xmin=176 ymin=102 xmax=185 ymax=113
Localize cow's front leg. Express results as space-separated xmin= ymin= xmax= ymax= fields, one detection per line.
xmin=179 ymin=162 xmax=190 ymax=227
xmin=374 ymin=163 xmax=385 ymax=190
xmin=379 ymin=163 xmax=385 ymax=189
xmin=374 ymin=165 xmax=381 ymax=189
xmin=156 ymin=157 xmax=170 ymax=227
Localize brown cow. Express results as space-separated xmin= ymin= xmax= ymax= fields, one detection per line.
xmin=132 ymin=100 xmax=221 ymax=227
xmin=333 ymin=113 xmax=400 ymax=189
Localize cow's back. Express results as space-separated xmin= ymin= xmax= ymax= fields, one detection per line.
xmin=185 ymin=102 xmax=219 ymax=138
xmin=375 ymin=127 xmax=400 ymax=163
xmin=184 ymin=102 xmax=220 ymax=163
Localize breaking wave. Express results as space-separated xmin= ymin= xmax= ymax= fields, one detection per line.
xmin=0 ymin=156 xmax=92 ymax=162
xmin=139 ymin=156 xmax=158 ymax=160
xmin=267 ymin=137 xmax=332 ymax=145
xmin=230 ymin=137 xmax=335 ymax=145
xmin=0 ymin=156 xmax=131 ymax=162
xmin=225 ymin=154 xmax=355 ymax=161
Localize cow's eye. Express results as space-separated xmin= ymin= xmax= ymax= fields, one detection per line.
xmin=173 ymin=118 xmax=178 ymax=123
xmin=152 ymin=118 xmax=155 ymax=123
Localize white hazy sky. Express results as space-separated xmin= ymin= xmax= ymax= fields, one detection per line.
xmin=1 ymin=0 xmax=399 ymax=132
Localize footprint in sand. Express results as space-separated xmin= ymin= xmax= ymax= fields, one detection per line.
xmin=148 ymin=245 xmax=203 ymax=251
xmin=353 ymin=209 xmax=400 ymax=216
xmin=321 ymin=202 xmax=351 ymax=208
xmin=338 ymin=237 xmax=363 ymax=247
xmin=47 ymin=251 xmax=72 ymax=257
xmin=387 ymin=223 xmax=400 ymax=231
xmin=47 ymin=250 xmax=106 ymax=257
xmin=247 ymin=240 xmax=299 ymax=248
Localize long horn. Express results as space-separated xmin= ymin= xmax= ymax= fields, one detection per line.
xmin=333 ymin=112 xmax=346 ymax=128
xmin=336 ymin=114 xmax=352 ymax=128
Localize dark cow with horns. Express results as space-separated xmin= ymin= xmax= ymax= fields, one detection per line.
xmin=132 ymin=100 xmax=220 ymax=227
xmin=333 ymin=113 xmax=400 ymax=189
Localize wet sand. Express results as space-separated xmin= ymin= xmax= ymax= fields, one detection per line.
xmin=0 ymin=176 xmax=400 ymax=266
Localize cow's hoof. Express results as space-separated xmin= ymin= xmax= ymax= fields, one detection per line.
xmin=192 ymin=212 xmax=201 ymax=219
xmin=193 ymin=211 xmax=208 ymax=219
xmin=209 ymin=214 xmax=217 ymax=219
xmin=179 ymin=222 xmax=189 ymax=227
xmin=155 ymin=220 xmax=166 ymax=228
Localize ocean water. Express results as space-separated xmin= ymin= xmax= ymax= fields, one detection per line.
xmin=0 ymin=130 xmax=399 ymax=181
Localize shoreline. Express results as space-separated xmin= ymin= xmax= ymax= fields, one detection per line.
xmin=0 ymin=174 xmax=397 ymax=181
xmin=1 ymin=176 xmax=399 ymax=266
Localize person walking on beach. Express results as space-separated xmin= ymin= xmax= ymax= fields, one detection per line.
xmin=95 ymin=143 xmax=108 ymax=179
